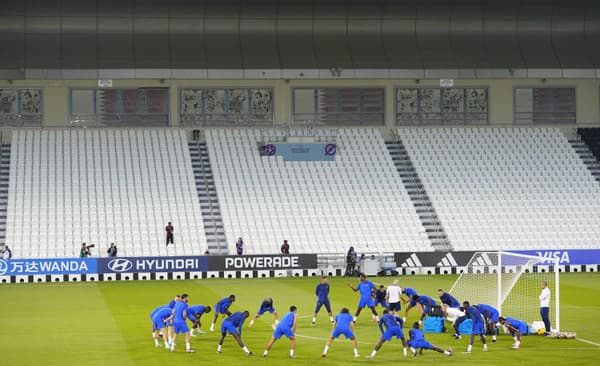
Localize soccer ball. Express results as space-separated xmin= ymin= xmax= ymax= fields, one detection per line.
xmin=537 ymin=327 xmax=546 ymax=335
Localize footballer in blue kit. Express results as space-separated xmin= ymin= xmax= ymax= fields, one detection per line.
xmin=170 ymin=294 xmax=195 ymax=353
xmin=401 ymin=287 xmax=419 ymax=322
xmin=462 ymin=301 xmax=488 ymax=354
xmin=366 ymin=310 xmax=408 ymax=358
xmin=321 ymin=308 xmax=360 ymax=358
xmin=348 ymin=274 xmax=379 ymax=322
xmin=151 ymin=306 xmax=173 ymax=349
xmin=408 ymin=322 xmax=453 ymax=357
xmin=248 ymin=297 xmax=279 ymax=328
xmin=187 ymin=304 xmax=211 ymax=336
xmin=263 ymin=306 xmax=298 ymax=358
xmin=312 ymin=276 xmax=334 ymax=325
xmin=499 ymin=316 xmax=528 ymax=349
xmin=210 ymin=294 xmax=236 ymax=332
xmin=438 ymin=289 xmax=460 ymax=308
xmin=476 ymin=303 xmax=500 ymax=342
xmin=217 ymin=310 xmax=253 ymax=355
xmin=374 ymin=285 xmax=388 ymax=309
xmin=411 ymin=295 xmax=438 ymax=323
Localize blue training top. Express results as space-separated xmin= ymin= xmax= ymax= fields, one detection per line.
xmin=315 ymin=283 xmax=330 ymax=301
xmin=152 ymin=307 xmax=172 ymax=322
xmin=358 ymin=281 xmax=375 ymax=299
xmin=477 ymin=304 xmax=499 ymax=318
xmin=440 ymin=292 xmax=460 ymax=308
xmin=260 ymin=298 xmax=274 ymax=309
xmin=417 ymin=295 xmax=437 ymax=307
xmin=378 ymin=313 xmax=403 ymax=333
xmin=403 ymin=287 xmax=418 ymax=297
xmin=217 ymin=297 xmax=233 ymax=311
xmin=173 ymin=301 xmax=188 ymax=322
xmin=187 ymin=305 xmax=206 ymax=322
xmin=505 ymin=317 xmax=526 ymax=331
xmin=465 ymin=306 xmax=484 ymax=324
xmin=409 ymin=328 xmax=425 ymax=341
xmin=278 ymin=311 xmax=296 ymax=329
xmin=335 ymin=312 xmax=353 ymax=330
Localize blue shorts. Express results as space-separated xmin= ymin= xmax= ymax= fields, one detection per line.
xmin=374 ymin=299 xmax=388 ymax=308
xmin=258 ymin=306 xmax=275 ymax=315
xmin=332 ymin=328 xmax=355 ymax=339
xmin=423 ymin=305 xmax=431 ymax=314
xmin=173 ymin=321 xmax=189 ymax=334
xmin=152 ymin=318 xmax=167 ymax=331
xmin=221 ymin=322 xmax=238 ymax=335
xmin=381 ymin=326 xmax=405 ymax=341
xmin=408 ymin=339 xmax=432 ymax=349
xmin=358 ymin=297 xmax=375 ymax=309
xmin=472 ymin=321 xmax=485 ymax=335
xmin=215 ymin=303 xmax=230 ymax=315
xmin=388 ymin=302 xmax=401 ymax=312
xmin=315 ymin=299 xmax=331 ymax=313
xmin=487 ymin=312 xmax=499 ymax=322
xmin=273 ymin=327 xmax=294 ymax=339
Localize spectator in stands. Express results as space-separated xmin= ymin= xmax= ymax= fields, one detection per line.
xmin=107 ymin=243 xmax=117 ymax=257
xmin=204 ymin=249 xmax=210 ymax=255
xmin=358 ymin=254 xmax=366 ymax=273
xmin=2 ymin=245 xmax=12 ymax=260
xmin=80 ymin=243 xmax=91 ymax=258
xmin=236 ymin=238 xmax=244 ymax=255
xmin=280 ymin=240 xmax=290 ymax=255
xmin=345 ymin=247 xmax=357 ymax=277
xmin=166 ymin=222 xmax=174 ymax=246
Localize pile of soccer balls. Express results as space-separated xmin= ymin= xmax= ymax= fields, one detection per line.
xmin=550 ymin=331 xmax=577 ymax=339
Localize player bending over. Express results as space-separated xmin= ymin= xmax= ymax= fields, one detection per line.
xmin=217 ymin=310 xmax=253 ymax=356
xmin=438 ymin=289 xmax=460 ymax=309
xmin=498 ymin=316 xmax=528 ymax=350
xmin=366 ymin=309 xmax=408 ymax=358
xmin=462 ymin=301 xmax=487 ymax=354
xmin=348 ymin=274 xmax=379 ymax=322
xmin=401 ymin=287 xmax=419 ymax=322
xmin=151 ymin=306 xmax=174 ymax=349
xmin=408 ymin=322 xmax=453 ymax=357
xmin=210 ymin=294 xmax=235 ymax=332
xmin=187 ymin=304 xmax=211 ymax=336
xmin=412 ymin=295 xmax=438 ymax=324
xmin=441 ymin=304 xmax=466 ymax=339
xmin=170 ymin=294 xmax=195 ymax=353
xmin=248 ymin=297 xmax=279 ymax=328
xmin=321 ymin=308 xmax=360 ymax=358
xmin=476 ymin=303 xmax=499 ymax=343
xmin=374 ymin=285 xmax=388 ymax=310
xmin=263 ymin=305 xmax=298 ymax=358
xmin=313 ymin=276 xmax=334 ymax=325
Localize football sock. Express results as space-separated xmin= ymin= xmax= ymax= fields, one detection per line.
xmin=249 ymin=320 xmax=255 ymax=326
xmin=329 ymin=316 xmax=334 ymax=322
xmin=243 ymin=346 xmax=250 ymax=353
xmin=403 ymin=347 xmax=407 ymax=356
xmin=289 ymin=349 xmax=294 ymax=357
xmin=312 ymin=317 xmax=316 ymax=323
xmin=186 ymin=342 xmax=190 ymax=351
xmin=353 ymin=348 xmax=359 ymax=356
xmin=467 ymin=344 xmax=473 ymax=352
xmin=369 ymin=350 xmax=377 ymax=357
xmin=323 ymin=346 xmax=329 ymax=354
xmin=217 ymin=345 xmax=222 ymax=352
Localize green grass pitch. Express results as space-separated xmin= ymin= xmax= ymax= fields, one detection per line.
xmin=1 ymin=273 xmax=600 ymax=365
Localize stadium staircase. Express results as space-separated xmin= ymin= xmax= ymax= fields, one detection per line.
xmin=0 ymin=141 xmax=10 ymax=247
xmin=188 ymin=134 xmax=228 ymax=254
xmin=385 ymin=131 xmax=452 ymax=251
xmin=568 ymin=128 xmax=600 ymax=185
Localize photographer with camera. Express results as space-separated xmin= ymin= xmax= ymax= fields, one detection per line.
xmin=79 ymin=243 xmax=94 ymax=258
xmin=107 ymin=243 xmax=118 ymax=257
xmin=344 ymin=246 xmax=357 ymax=277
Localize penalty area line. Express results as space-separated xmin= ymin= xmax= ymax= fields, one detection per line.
xmin=295 ymin=333 xmax=377 ymax=346
xmin=576 ymin=337 xmax=600 ymax=347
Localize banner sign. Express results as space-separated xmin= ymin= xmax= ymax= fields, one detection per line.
xmin=394 ymin=249 xmax=600 ymax=267
xmin=264 ymin=143 xmax=336 ymax=161
xmin=0 ymin=258 xmax=97 ymax=276
xmin=98 ymin=256 xmax=208 ymax=274
xmin=208 ymin=254 xmax=318 ymax=271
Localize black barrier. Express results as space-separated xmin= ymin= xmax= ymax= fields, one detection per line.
xmin=208 ymin=254 xmax=318 ymax=271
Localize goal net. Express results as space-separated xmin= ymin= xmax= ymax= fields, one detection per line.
xmin=449 ymin=251 xmax=559 ymax=332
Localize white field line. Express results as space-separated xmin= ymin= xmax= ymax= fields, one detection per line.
xmin=576 ymin=337 xmax=600 ymax=347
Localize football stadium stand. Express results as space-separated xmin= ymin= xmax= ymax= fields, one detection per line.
xmin=399 ymin=127 xmax=600 ymax=251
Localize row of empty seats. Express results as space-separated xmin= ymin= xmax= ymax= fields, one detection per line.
xmin=6 ymin=129 xmax=207 ymax=257
xmin=400 ymin=127 xmax=600 ymax=250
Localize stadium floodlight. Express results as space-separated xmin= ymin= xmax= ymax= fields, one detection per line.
xmin=449 ymin=251 xmax=559 ymax=332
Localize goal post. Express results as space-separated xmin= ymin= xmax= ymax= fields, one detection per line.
xmin=449 ymin=251 xmax=560 ymax=332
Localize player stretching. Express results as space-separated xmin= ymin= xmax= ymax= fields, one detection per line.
xmin=437 ymin=289 xmax=460 ymax=309
xmin=498 ymin=316 xmax=528 ymax=349
xmin=408 ymin=322 xmax=453 ymax=357
xmin=441 ymin=304 xmax=465 ymax=339
xmin=412 ymin=295 xmax=438 ymax=324
xmin=366 ymin=309 xmax=408 ymax=358
xmin=248 ymin=297 xmax=279 ymax=328
xmin=313 ymin=276 xmax=334 ymax=325
xmin=321 ymin=308 xmax=360 ymax=358
xmin=374 ymin=285 xmax=388 ymax=310
xmin=476 ymin=304 xmax=499 ymax=343
xmin=263 ymin=305 xmax=298 ymax=358
xmin=151 ymin=306 xmax=173 ymax=349
xmin=462 ymin=301 xmax=487 ymax=354
xmin=401 ymin=287 xmax=418 ymax=322
xmin=187 ymin=305 xmax=211 ymax=336
xmin=217 ymin=310 xmax=253 ymax=356
xmin=170 ymin=293 xmax=194 ymax=353
xmin=348 ymin=274 xmax=379 ymax=322
xmin=210 ymin=294 xmax=235 ymax=332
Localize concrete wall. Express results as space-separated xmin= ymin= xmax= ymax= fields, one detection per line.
xmin=0 ymin=78 xmax=598 ymax=128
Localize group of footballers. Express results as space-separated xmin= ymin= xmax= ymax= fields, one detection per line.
xmin=149 ymin=274 xmax=529 ymax=358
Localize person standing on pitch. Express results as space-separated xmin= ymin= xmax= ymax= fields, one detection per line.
xmin=462 ymin=301 xmax=487 ymax=354
xmin=217 ymin=311 xmax=253 ymax=356
xmin=312 ymin=276 xmax=334 ymax=325
xmin=170 ymin=294 xmax=194 ymax=353
xmin=321 ymin=308 xmax=360 ymax=358
xmin=386 ymin=279 xmax=403 ymax=316
xmin=263 ymin=305 xmax=298 ymax=358
xmin=210 ymin=294 xmax=236 ymax=332
xmin=365 ymin=309 xmax=408 ymax=358
xmin=539 ymin=281 xmax=551 ymax=336
xmin=165 ymin=222 xmax=174 ymax=246
xmin=348 ymin=274 xmax=379 ymax=322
